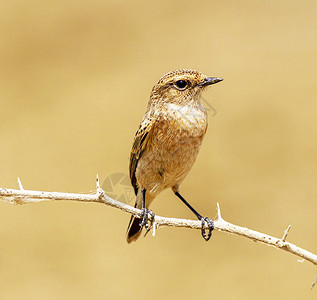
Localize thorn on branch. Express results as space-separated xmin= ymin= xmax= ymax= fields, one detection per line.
xmin=281 ymin=225 xmax=291 ymax=242
xmin=217 ymin=202 xmax=223 ymax=221
xmin=95 ymin=174 xmax=106 ymax=202
xmin=275 ymin=225 xmax=292 ymax=248
xmin=311 ymin=275 xmax=317 ymax=289
xmin=17 ymin=177 xmax=24 ymax=191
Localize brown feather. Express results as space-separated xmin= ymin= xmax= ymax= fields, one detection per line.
xmin=129 ymin=116 xmax=155 ymax=196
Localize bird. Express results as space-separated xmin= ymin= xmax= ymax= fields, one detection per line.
xmin=126 ymin=69 xmax=223 ymax=243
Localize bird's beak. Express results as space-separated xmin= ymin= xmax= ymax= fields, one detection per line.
xmin=200 ymin=77 xmax=223 ymax=87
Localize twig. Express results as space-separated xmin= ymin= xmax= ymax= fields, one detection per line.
xmin=0 ymin=177 xmax=316 ymax=269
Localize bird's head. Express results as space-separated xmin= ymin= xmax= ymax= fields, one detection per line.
xmin=150 ymin=69 xmax=223 ymax=105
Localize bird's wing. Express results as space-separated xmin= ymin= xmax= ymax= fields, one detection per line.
xmin=129 ymin=116 xmax=156 ymax=196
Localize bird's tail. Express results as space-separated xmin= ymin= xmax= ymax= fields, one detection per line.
xmin=127 ymin=190 xmax=143 ymax=243
xmin=126 ymin=215 xmax=143 ymax=243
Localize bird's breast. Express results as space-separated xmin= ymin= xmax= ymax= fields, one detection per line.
xmin=163 ymin=102 xmax=208 ymax=135
xmin=135 ymin=102 xmax=208 ymax=196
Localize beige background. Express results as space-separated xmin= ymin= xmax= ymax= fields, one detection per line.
xmin=0 ymin=1 xmax=316 ymax=299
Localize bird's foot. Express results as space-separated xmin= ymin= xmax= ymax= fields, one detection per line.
xmin=140 ymin=208 xmax=155 ymax=236
xmin=201 ymin=217 xmax=214 ymax=241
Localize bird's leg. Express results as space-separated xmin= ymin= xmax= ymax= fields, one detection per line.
xmin=140 ymin=189 xmax=155 ymax=234
xmin=174 ymin=191 xmax=214 ymax=241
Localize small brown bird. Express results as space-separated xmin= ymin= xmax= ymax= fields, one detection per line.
xmin=127 ymin=69 xmax=223 ymax=243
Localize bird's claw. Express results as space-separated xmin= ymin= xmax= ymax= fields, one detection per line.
xmin=201 ymin=217 xmax=214 ymax=241
xmin=140 ymin=208 xmax=155 ymax=236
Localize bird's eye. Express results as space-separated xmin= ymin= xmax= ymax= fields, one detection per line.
xmin=174 ymin=80 xmax=188 ymax=90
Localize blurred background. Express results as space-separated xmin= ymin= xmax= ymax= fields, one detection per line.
xmin=0 ymin=0 xmax=316 ymax=299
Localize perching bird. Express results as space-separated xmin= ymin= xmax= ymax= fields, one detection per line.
xmin=127 ymin=69 xmax=223 ymax=243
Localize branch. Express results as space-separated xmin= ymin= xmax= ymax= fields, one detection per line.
xmin=0 ymin=177 xmax=316 ymax=271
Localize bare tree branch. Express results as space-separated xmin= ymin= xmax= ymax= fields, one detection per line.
xmin=0 ymin=176 xmax=316 ymax=272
